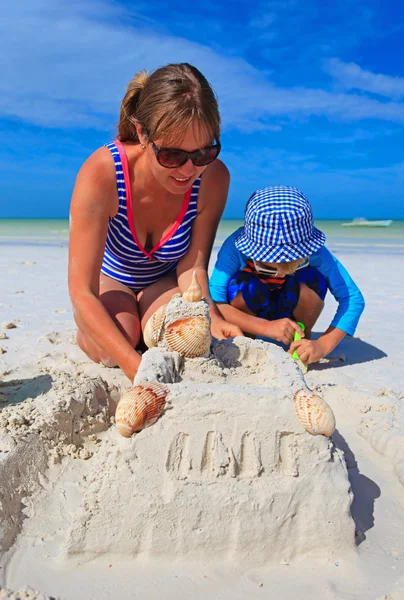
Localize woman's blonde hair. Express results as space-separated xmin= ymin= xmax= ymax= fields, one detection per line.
xmin=118 ymin=63 xmax=220 ymax=145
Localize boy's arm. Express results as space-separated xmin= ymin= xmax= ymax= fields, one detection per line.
xmin=320 ymin=248 xmax=365 ymax=336
xmin=289 ymin=325 xmax=346 ymax=363
xmin=209 ymin=230 xmax=243 ymax=303
xmin=218 ymin=303 xmax=303 ymax=344
xmin=289 ymin=247 xmax=365 ymax=363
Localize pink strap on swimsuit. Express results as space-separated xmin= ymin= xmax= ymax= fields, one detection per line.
xmin=114 ymin=140 xmax=192 ymax=261
xmin=101 ymin=140 xmax=200 ymax=291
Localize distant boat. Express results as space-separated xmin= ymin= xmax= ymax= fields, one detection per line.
xmin=341 ymin=217 xmax=393 ymax=228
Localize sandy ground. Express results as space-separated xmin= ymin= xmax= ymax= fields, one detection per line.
xmin=0 ymin=241 xmax=404 ymax=600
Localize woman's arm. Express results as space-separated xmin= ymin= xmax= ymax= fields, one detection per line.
xmin=176 ymin=159 xmax=242 ymax=338
xmin=68 ymin=148 xmax=141 ymax=380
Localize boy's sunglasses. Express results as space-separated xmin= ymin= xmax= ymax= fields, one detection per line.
xmin=149 ymin=140 xmax=221 ymax=169
xmin=253 ymin=257 xmax=309 ymax=276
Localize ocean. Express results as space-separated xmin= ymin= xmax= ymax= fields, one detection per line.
xmin=1 ymin=218 xmax=404 ymax=254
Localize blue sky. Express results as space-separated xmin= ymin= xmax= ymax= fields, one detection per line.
xmin=1 ymin=0 xmax=404 ymax=219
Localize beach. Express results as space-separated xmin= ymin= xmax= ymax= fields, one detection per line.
xmin=1 ymin=221 xmax=404 ymax=599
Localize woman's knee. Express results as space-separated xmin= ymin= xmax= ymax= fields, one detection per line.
xmin=76 ymin=329 xmax=119 ymax=367
xmin=99 ymin=356 xmax=118 ymax=368
xmin=137 ymin=271 xmax=179 ymax=326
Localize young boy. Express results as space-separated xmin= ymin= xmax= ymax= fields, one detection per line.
xmin=209 ymin=186 xmax=365 ymax=364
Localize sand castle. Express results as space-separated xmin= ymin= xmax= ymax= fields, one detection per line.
xmin=0 ymin=274 xmax=355 ymax=570
xmin=118 ymin=272 xmax=336 ymax=440
xmin=62 ymin=338 xmax=353 ymax=564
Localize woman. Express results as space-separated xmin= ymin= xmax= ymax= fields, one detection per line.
xmin=68 ymin=63 xmax=241 ymax=382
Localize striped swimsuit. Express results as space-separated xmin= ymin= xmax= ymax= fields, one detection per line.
xmin=101 ymin=141 xmax=201 ymax=292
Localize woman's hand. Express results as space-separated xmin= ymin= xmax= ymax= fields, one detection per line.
xmin=288 ymin=338 xmax=326 ymax=364
xmin=211 ymin=316 xmax=243 ymax=340
xmin=265 ymin=319 xmax=304 ymax=345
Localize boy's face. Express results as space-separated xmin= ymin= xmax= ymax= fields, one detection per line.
xmin=252 ymin=257 xmax=309 ymax=277
xmin=254 ymin=260 xmax=282 ymax=277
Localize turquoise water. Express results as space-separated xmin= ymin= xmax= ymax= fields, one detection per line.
xmin=1 ymin=218 xmax=403 ymax=252
xmin=0 ymin=219 xmax=70 ymax=245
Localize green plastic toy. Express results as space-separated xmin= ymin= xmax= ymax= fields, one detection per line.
xmin=292 ymin=322 xmax=305 ymax=360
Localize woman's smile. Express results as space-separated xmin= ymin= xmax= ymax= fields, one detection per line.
xmin=170 ymin=174 xmax=193 ymax=187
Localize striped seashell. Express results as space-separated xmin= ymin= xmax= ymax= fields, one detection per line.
xmin=115 ymin=382 xmax=168 ymax=437
xmin=293 ymin=389 xmax=336 ymax=437
xmin=143 ymin=304 xmax=167 ymax=349
xmin=165 ymin=316 xmax=211 ymax=358
xmin=182 ymin=270 xmax=203 ymax=303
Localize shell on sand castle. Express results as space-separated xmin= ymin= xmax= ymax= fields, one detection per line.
xmin=143 ymin=304 xmax=167 ymax=349
xmin=293 ymin=389 xmax=336 ymax=437
xmin=182 ymin=270 xmax=203 ymax=303
xmin=115 ymin=382 xmax=168 ymax=438
xmin=165 ymin=316 xmax=211 ymax=358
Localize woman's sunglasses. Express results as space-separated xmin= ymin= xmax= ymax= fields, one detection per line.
xmin=253 ymin=257 xmax=309 ymax=276
xmin=149 ymin=140 xmax=221 ymax=169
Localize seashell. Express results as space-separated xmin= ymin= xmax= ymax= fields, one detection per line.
xmin=143 ymin=304 xmax=167 ymax=348
xmin=182 ymin=270 xmax=203 ymax=303
xmin=115 ymin=382 xmax=168 ymax=437
xmin=293 ymin=389 xmax=336 ymax=437
xmin=165 ymin=316 xmax=211 ymax=358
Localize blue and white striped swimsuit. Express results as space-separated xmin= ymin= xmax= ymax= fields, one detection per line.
xmin=101 ymin=141 xmax=201 ymax=292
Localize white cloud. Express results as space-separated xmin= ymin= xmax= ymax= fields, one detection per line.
xmin=1 ymin=0 xmax=404 ymax=132
xmin=326 ymin=58 xmax=404 ymax=100
xmin=305 ymin=127 xmax=394 ymax=144
xmin=223 ymin=143 xmax=404 ymax=217
xmin=224 ymin=143 xmax=404 ymax=185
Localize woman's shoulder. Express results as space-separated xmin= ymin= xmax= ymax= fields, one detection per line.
xmin=71 ymin=145 xmax=118 ymax=217
xmin=78 ymin=145 xmax=116 ymax=183
xmin=202 ymin=158 xmax=229 ymax=184
xmin=197 ymin=158 xmax=230 ymax=215
xmin=199 ymin=158 xmax=230 ymax=192
xmin=74 ymin=146 xmax=118 ymax=198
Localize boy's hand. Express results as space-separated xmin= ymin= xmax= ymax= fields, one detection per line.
xmin=265 ymin=319 xmax=305 ymax=345
xmin=211 ymin=317 xmax=243 ymax=340
xmin=288 ymin=338 xmax=326 ymax=364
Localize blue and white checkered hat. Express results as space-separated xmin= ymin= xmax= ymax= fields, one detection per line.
xmin=235 ymin=186 xmax=326 ymax=262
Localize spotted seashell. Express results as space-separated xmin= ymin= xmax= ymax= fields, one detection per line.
xmin=293 ymin=389 xmax=336 ymax=437
xmin=165 ymin=316 xmax=211 ymax=358
xmin=143 ymin=304 xmax=167 ymax=349
xmin=182 ymin=270 xmax=203 ymax=303
xmin=115 ymin=382 xmax=168 ymax=437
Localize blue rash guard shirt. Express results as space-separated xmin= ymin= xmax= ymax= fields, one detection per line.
xmin=209 ymin=227 xmax=365 ymax=337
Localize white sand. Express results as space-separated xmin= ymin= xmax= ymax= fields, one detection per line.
xmin=1 ymin=243 xmax=404 ymax=600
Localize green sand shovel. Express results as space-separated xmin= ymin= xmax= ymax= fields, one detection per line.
xmin=292 ymin=321 xmax=308 ymax=373
xmin=292 ymin=321 xmax=305 ymax=359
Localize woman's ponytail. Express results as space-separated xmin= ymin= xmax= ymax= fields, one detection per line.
xmin=117 ymin=70 xmax=149 ymax=142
